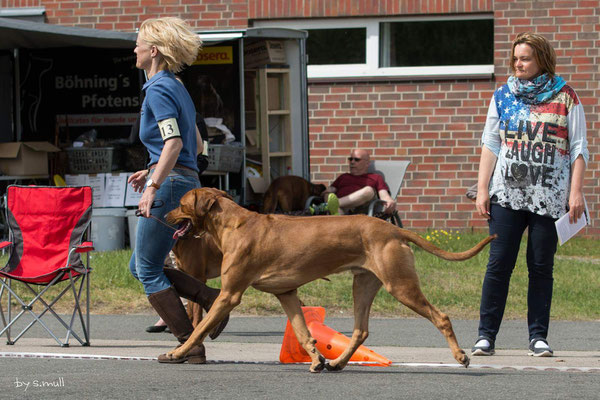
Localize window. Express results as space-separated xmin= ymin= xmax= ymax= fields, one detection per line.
xmin=254 ymin=16 xmax=494 ymax=80
xmin=380 ymin=19 xmax=493 ymax=67
xmin=306 ymin=28 xmax=366 ymax=65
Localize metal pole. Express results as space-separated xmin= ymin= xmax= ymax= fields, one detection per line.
xmin=298 ymin=37 xmax=310 ymax=180
xmin=13 ymin=48 xmax=21 ymax=141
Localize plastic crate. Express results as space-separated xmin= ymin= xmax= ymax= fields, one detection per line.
xmin=207 ymin=144 xmax=243 ymax=172
xmin=66 ymin=147 xmax=114 ymax=174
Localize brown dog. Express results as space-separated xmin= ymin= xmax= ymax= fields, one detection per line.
xmin=166 ymin=188 xmax=495 ymax=372
xmin=262 ymin=175 xmax=326 ymax=213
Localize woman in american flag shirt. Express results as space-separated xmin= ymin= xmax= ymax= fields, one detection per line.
xmin=471 ymin=32 xmax=589 ymax=358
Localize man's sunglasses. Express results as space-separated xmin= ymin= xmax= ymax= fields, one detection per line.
xmin=348 ymin=157 xmax=362 ymax=162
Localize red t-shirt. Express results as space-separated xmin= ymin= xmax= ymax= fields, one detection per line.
xmin=331 ymin=173 xmax=389 ymax=198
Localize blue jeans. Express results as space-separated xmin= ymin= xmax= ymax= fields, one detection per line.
xmin=129 ymin=169 xmax=200 ymax=295
xmin=478 ymin=204 xmax=558 ymax=342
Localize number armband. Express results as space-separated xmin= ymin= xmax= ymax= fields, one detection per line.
xmin=158 ymin=118 xmax=181 ymax=141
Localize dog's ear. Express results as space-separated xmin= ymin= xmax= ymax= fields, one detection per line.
xmin=204 ymin=187 xmax=233 ymax=201
xmin=194 ymin=189 xmax=219 ymax=216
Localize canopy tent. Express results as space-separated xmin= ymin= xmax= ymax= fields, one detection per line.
xmin=0 ymin=18 xmax=137 ymax=141
xmin=0 ymin=17 xmax=136 ymax=49
xmin=0 ymin=21 xmax=310 ymax=202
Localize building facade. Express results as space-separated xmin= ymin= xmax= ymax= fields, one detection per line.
xmin=3 ymin=0 xmax=598 ymax=234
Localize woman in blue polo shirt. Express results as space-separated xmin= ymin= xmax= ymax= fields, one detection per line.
xmin=128 ymin=17 xmax=226 ymax=364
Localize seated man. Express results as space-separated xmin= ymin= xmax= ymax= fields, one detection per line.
xmin=313 ymin=149 xmax=396 ymax=215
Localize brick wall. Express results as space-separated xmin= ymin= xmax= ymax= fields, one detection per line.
xmin=2 ymin=0 xmax=249 ymax=30
xmin=300 ymin=0 xmax=599 ymax=235
xmin=1 ymin=0 xmax=41 ymax=7
xmin=4 ymin=0 xmax=599 ymax=234
xmin=308 ymin=80 xmax=495 ymax=230
xmin=248 ymin=0 xmax=493 ymax=18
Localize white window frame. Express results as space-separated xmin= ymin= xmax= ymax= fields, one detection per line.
xmin=254 ymin=15 xmax=494 ymax=81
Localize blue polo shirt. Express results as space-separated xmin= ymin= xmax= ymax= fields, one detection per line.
xmin=140 ymin=70 xmax=198 ymax=171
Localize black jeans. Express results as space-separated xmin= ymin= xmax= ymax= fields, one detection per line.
xmin=478 ymin=204 xmax=558 ymax=342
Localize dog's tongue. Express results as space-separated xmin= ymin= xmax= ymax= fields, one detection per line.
xmin=173 ymin=221 xmax=190 ymax=240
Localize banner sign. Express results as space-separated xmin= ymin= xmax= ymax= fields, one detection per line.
xmin=56 ymin=113 xmax=139 ymax=127
xmin=194 ymin=46 xmax=234 ymax=65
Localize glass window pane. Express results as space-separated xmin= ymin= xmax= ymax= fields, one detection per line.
xmin=306 ymin=28 xmax=366 ymax=65
xmin=380 ymin=19 xmax=493 ymax=67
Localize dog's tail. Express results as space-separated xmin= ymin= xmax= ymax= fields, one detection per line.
xmin=400 ymin=229 xmax=497 ymax=261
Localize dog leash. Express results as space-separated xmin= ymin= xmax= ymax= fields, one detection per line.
xmin=135 ymin=200 xmax=177 ymax=232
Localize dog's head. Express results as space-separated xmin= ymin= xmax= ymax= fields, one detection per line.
xmin=310 ymin=183 xmax=327 ymax=196
xmin=167 ymin=187 xmax=232 ymax=239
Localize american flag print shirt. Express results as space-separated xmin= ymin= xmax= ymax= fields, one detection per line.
xmin=481 ymin=84 xmax=589 ymax=219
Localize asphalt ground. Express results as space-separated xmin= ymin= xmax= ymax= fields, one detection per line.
xmin=0 ymin=314 xmax=598 ymax=399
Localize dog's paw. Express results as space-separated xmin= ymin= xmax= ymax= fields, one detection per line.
xmin=457 ymin=351 xmax=470 ymax=368
xmin=324 ymin=362 xmax=343 ymax=372
xmin=309 ymin=355 xmax=326 ymax=373
xmin=463 ymin=355 xmax=470 ymax=368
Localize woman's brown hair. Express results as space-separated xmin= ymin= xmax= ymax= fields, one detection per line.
xmin=510 ymin=32 xmax=556 ymax=78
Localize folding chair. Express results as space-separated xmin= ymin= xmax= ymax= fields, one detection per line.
xmin=0 ymin=185 xmax=94 ymax=347
xmin=366 ymin=160 xmax=410 ymax=227
xmin=305 ymin=160 xmax=410 ymax=226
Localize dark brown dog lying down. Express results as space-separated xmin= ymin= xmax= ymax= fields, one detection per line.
xmin=262 ymin=175 xmax=326 ymax=213
xmin=166 ymin=187 xmax=495 ymax=372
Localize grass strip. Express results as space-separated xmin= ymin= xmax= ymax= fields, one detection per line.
xmin=1 ymin=232 xmax=598 ymax=320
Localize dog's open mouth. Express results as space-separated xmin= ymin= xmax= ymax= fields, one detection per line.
xmin=173 ymin=220 xmax=192 ymax=239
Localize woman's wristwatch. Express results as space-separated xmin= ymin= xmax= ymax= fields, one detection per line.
xmin=146 ymin=178 xmax=161 ymax=190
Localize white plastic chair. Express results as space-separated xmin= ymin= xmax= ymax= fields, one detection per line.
xmin=366 ymin=160 xmax=410 ymax=227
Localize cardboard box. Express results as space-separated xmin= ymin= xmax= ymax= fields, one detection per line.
xmin=244 ymin=40 xmax=286 ymax=68
xmin=0 ymin=142 xmax=60 ymax=176
xmin=247 ymin=177 xmax=268 ymax=194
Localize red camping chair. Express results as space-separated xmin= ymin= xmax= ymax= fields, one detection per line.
xmin=0 ymin=186 xmax=94 ymax=346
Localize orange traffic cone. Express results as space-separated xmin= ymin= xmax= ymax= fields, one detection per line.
xmin=279 ymin=306 xmax=391 ymax=367
xmin=280 ymin=307 xmax=326 ymax=363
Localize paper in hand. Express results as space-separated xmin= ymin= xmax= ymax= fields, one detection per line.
xmin=555 ymin=198 xmax=590 ymax=246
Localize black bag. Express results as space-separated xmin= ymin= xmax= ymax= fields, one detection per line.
xmin=197 ymin=154 xmax=209 ymax=174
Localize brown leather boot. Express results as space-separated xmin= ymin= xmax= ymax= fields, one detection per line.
xmin=148 ymin=287 xmax=206 ymax=364
xmin=157 ymin=342 xmax=206 ymax=364
xmin=163 ymin=267 xmax=229 ymax=340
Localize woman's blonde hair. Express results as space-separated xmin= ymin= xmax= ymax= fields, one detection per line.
xmin=138 ymin=17 xmax=202 ymax=73
xmin=510 ymin=32 xmax=556 ymax=78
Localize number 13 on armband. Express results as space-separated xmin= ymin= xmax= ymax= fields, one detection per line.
xmin=158 ymin=118 xmax=181 ymax=140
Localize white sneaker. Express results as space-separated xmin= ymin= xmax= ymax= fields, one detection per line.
xmin=528 ymin=338 xmax=553 ymax=357
xmin=471 ymin=337 xmax=495 ymax=356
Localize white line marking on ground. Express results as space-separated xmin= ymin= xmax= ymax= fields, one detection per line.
xmin=0 ymin=352 xmax=156 ymax=361
xmin=392 ymin=362 xmax=600 ymax=373
xmin=1 ymin=352 xmax=598 ymax=373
